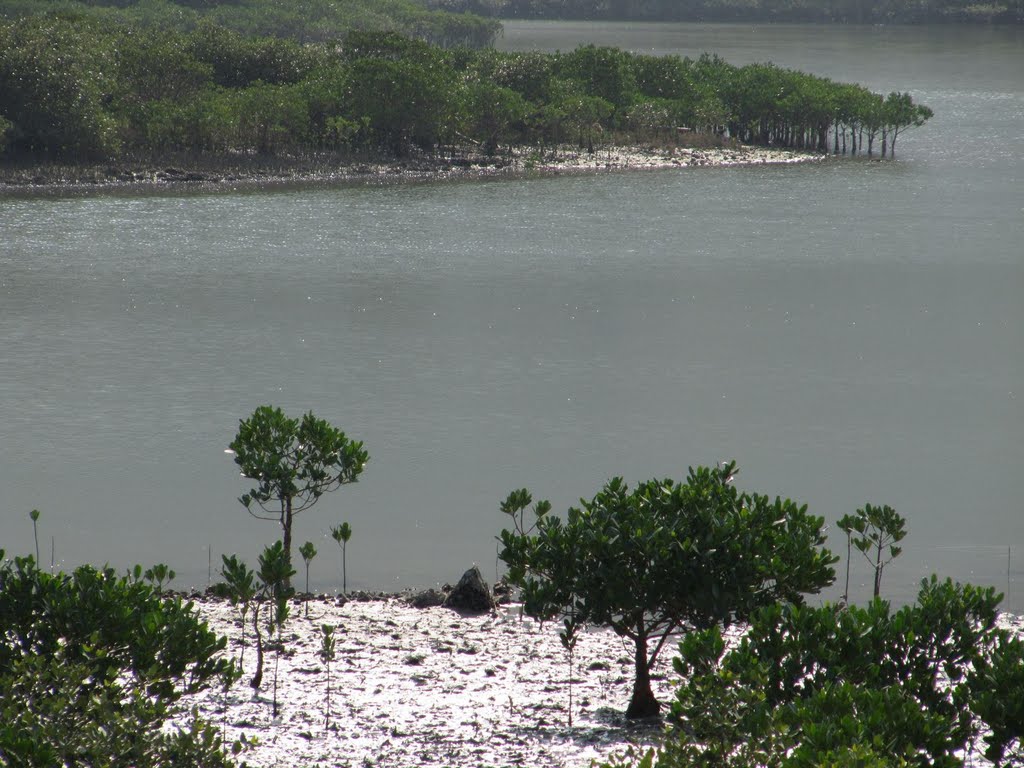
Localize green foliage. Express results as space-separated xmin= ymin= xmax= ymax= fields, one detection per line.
xmin=883 ymin=91 xmax=934 ymax=158
xmin=970 ymin=629 xmax=1024 ymax=766
xmin=460 ymin=81 xmax=530 ymax=154
xmin=344 ymin=54 xmax=456 ymax=155
xmin=299 ymin=541 xmax=317 ymax=576
xmin=0 ymin=0 xmax=501 ymax=48
xmin=332 ymin=521 xmax=353 ymax=545
xmin=229 ymin=405 xmax=367 ymax=587
xmin=840 ymin=503 xmax=907 ymax=598
xmin=0 ymin=16 xmax=121 ymax=158
xmin=643 ymin=577 xmax=1024 ymax=768
xmin=499 ymin=462 xmax=837 ymax=718
xmin=558 ymin=45 xmax=637 ymax=114
xmin=144 ymin=562 xmax=176 ymax=592
xmin=0 ymin=553 xmax=238 ymax=767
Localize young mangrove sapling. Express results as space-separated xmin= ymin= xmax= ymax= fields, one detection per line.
xmin=228 ymin=406 xmax=368 ymax=590
xmin=29 ymin=509 xmax=40 ymax=564
xmin=330 ymin=522 xmax=352 ymax=595
xmin=218 ymin=554 xmax=257 ymax=670
xmin=846 ymin=504 xmax=907 ymax=599
xmin=299 ymin=540 xmax=317 ymax=617
xmin=251 ymin=540 xmax=294 ymax=713
xmin=837 ymin=513 xmax=857 ymax=604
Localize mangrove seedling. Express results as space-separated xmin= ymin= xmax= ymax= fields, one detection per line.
xmin=29 ymin=509 xmax=40 ymax=563
xmin=250 ymin=540 xmax=295 ymax=713
xmin=219 ymin=554 xmax=257 ymax=670
xmin=299 ymin=540 xmax=318 ymax=616
xmin=319 ymin=624 xmax=337 ymax=733
xmin=229 ymin=405 xmax=368 ymax=590
xmin=561 ymin=610 xmax=581 ymax=728
xmin=330 ymin=522 xmax=352 ymax=595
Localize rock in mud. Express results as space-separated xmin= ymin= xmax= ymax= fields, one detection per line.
xmin=443 ymin=566 xmax=495 ymax=614
xmin=409 ymin=588 xmax=447 ymax=609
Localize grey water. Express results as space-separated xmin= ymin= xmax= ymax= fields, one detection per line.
xmin=1 ymin=23 xmax=1022 ymax=611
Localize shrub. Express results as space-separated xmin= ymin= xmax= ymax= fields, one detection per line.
xmin=649 ymin=577 xmax=1024 ymax=768
xmin=0 ymin=551 xmax=239 ymax=767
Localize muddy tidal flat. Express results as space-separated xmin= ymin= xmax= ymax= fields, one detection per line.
xmin=177 ymin=595 xmax=1023 ymax=768
xmin=180 ymin=594 xmax=685 ymax=768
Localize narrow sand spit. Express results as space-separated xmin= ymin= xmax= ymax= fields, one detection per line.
xmin=176 ymin=596 xmax=1021 ymax=768
xmin=0 ymin=144 xmax=825 ymax=193
xmin=503 ymin=144 xmax=821 ymax=174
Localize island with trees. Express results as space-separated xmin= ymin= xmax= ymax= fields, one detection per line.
xmin=1 ymin=0 xmax=933 ymax=188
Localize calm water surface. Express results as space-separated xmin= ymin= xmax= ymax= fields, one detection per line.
xmin=2 ymin=23 xmax=1022 ymax=610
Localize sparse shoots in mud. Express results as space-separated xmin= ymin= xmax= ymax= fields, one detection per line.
xmin=319 ymin=624 xmax=337 ymax=733
xmin=560 ymin=612 xmax=581 ymax=728
xmin=330 ymin=522 xmax=353 ymax=595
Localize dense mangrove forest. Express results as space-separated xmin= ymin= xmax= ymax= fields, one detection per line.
xmin=0 ymin=1 xmax=932 ymax=168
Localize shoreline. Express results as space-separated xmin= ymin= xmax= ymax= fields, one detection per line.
xmin=0 ymin=144 xmax=826 ymax=197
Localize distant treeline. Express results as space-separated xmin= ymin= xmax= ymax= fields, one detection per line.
xmin=0 ymin=0 xmax=502 ymax=47
xmin=0 ymin=14 xmax=931 ymax=163
xmin=430 ymin=0 xmax=1022 ymax=24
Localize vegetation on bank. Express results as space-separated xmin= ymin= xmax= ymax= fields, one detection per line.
xmin=0 ymin=13 xmax=931 ymax=171
xmin=430 ymin=0 xmax=1023 ymax=25
xmin=498 ymin=459 xmax=1024 ymax=765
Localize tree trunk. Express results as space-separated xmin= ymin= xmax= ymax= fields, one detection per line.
xmin=873 ymin=542 xmax=882 ymax=598
xmin=282 ymin=497 xmax=294 ymax=590
xmin=251 ymin=605 xmax=265 ymax=689
xmin=843 ymin=533 xmax=851 ymax=603
xmin=626 ymin=634 xmax=659 ymax=718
